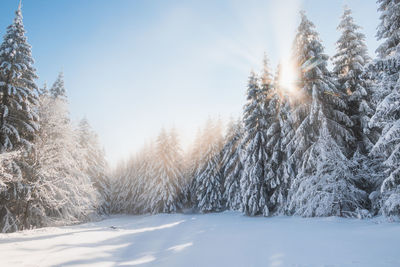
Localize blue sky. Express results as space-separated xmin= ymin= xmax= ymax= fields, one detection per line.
xmin=0 ymin=0 xmax=380 ymax=165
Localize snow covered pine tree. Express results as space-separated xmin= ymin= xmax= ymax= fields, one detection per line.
xmin=77 ymin=118 xmax=111 ymax=215
xmin=333 ymin=7 xmax=374 ymax=154
xmin=369 ymin=0 xmax=400 ymax=218
xmin=0 ymin=3 xmax=38 ymax=152
xmin=287 ymin=11 xmax=367 ymax=217
xmin=147 ymin=128 xmax=184 ymax=213
xmin=221 ymin=118 xmax=243 ymax=211
xmin=0 ymin=3 xmax=40 ymax=232
xmin=240 ymin=70 xmax=270 ymax=216
xmin=194 ymin=119 xmax=224 ymax=213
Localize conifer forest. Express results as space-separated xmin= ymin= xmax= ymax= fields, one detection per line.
xmin=1 ymin=1 xmax=400 ymax=266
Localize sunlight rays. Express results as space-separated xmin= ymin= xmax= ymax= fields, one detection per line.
xmin=279 ymin=59 xmax=299 ymax=97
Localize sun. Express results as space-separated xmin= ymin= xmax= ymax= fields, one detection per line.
xmin=278 ymin=60 xmax=299 ymax=96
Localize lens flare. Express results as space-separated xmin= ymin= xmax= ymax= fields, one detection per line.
xmin=279 ymin=60 xmax=299 ymax=96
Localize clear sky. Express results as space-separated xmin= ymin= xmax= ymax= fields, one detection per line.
xmin=0 ymin=0 xmax=380 ymax=166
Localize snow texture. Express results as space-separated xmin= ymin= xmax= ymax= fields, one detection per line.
xmin=0 ymin=212 xmax=399 ymax=267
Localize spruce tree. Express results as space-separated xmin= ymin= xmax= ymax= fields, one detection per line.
xmin=195 ymin=119 xmax=224 ymax=213
xmin=240 ymin=71 xmax=270 ymax=216
xmin=0 ymin=150 xmax=23 ymax=232
xmin=287 ymin=12 xmax=365 ymax=217
xmin=221 ymin=118 xmax=243 ymax=211
xmin=32 ymin=81 xmax=98 ymax=224
xmin=77 ymin=118 xmax=111 ymax=215
xmin=376 ymin=0 xmax=400 ymax=58
xmin=50 ymin=72 xmax=67 ymax=99
xmin=148 ymin=128 xmax=183 ymax=213
xmin=263 ymin=60 xmax=288 ymax=214
xmin=369 ymin=0 xmax=400 ymax=218
xmin=0 ymin=84 xmax=98 ymax=232
xmin=333 ymin=7 xmax=375 ymax=153
xmin=0 ymin=4 xmax=39 ymax=152
xmin=110 ymin=159 xmax=130 ymax=214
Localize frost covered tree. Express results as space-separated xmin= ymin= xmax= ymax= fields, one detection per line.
xmin=0 ymin=84 xmax=98 ymax=232
xmin=0 ymin=151 xmax=23 ymax=232
xmin=0 ymin=4 xmax=39 ymax=152
xmin=110 ymin=159 xmax=129 ymax=213
xmin=77 ymin=118 xmax=111 ymax=215
xmin=194 ymin=119 xmax=224 ymax=213
xmin=168 ymin=128 xmax=187 ymax=205
xmin=264 ymin=62 xmax=289 ymax=214
xmin=221 ymin=118 xmax=243 ymax=211
xmin=333 ymin=7 xmax=375 ymax=153
xmin=369 ymin=90 xmax=400 ymax=218
xmin=368 ymin=0 xmax=400 ymax=218
xmin=187 ymin=123 xmax=215 ymax=206
xmin=110 ymin=145 xmax=153 ymax=214
xmin=50 ymin=72 xmax=66 ymax=99
xmin=288 ymin=125 xmax=368 ymax=217
xmin=147 ymin=128 xmax=184 ymax=213
xmin=240 ymin=71 xmax=270 ymax=216
xmin=276 ymin=96 xmax=295 ymax=214
xmin=376 ymin=0 xmax=400 ymax=58
xmin=286 ymin=12 xmax=365 ymax=217
xmin=30 ymin=84 xmax=98 ymax=225
xmin=288 ymin=11 xmax=354 ymax=162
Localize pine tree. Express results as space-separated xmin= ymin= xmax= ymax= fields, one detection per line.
xmin=50 ymin=72 xmax=67 ymax=99
xmin=110 ymin=144 xmax=153 ymax=215
xmin=369 ymin=0 xmax=400 ymax=218
xmin=333 ymin=7 xmax=375 ymax=153
xmin=288 ymin=11 xmax=354 ymax=161
xmin=188 ymin=124 xmax=212 ymax=206
xmin=376 ymin=0 xmax=400 ymax=58
xmin=77 ymin=118 xmax=111 ymax=215
xmin=263 ymin=60 xmax=289 ymax=214
xmin=31 ymin=85 xmax=98 ymax=224
xmin=0 ymin=150 xmax=23 ymax=232
xmin=288 ymin=126 xmax=368 ymax=217
xmin=0 ymin=85 xmax=99 ymax=232
xmin=148 ymin=128 xmax=183 ymax=213
xmin=221 ymin=118 xmax=243 ymax=211
xmin=195 ymin=119 xmax=224 ymax=213
xmin=110 ymin=159 xmax=130 ymax=213
xmin=169 ymin=128 xmax=187 ymax=206
xmin=240 ymin=71 xmax=270 ymax=216
xmin=0 ymin=4 xmax=39 ymax=152
xmin=287 ymin=12 xmax=365 ymax=217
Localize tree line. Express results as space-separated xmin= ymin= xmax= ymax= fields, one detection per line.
xmin=111 ymin=1 xmax=400 ymax=220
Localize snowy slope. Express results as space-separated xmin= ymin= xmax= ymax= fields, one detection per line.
xmin=0 ymin=212 xmax=399 ymax=267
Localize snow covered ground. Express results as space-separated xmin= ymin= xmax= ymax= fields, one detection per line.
xmin=0 ymin=212 xmax=399 ymax=267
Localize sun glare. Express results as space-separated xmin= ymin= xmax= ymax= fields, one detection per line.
xmin=279 ymin=60 xmax=299 ymax=96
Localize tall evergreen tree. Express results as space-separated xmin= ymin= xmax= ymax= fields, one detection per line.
xmin=148 ymin=128 xmax=184 ymax=213
xmin=110 ymin=159 xmax=130 ymax=214
xmin=287 ymin=12 xmax=366 ymax=217
xmin=0 ymin=4 xmax=39 ymax=152
xmin=263 ymin=61 xmax=289 ymax=214
xmin=333 ymin=7 xmax=375 ymax=153
xmin=369 ymin=0 xmax=400 ymax=218
xmin=221 ymin=118 xmax=243 ymax=211
xmin=240 ymin=70 xmax=270 ymax=216
xmin=194 ymin=119 xmax=224 ymax=213
xmin=288 ymin=11 xmax=354 ymax=162
xmin=77 ymin=118 xmax=111 ymax=215
xmin=31 ymin=82 xmax=98 ymax=224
